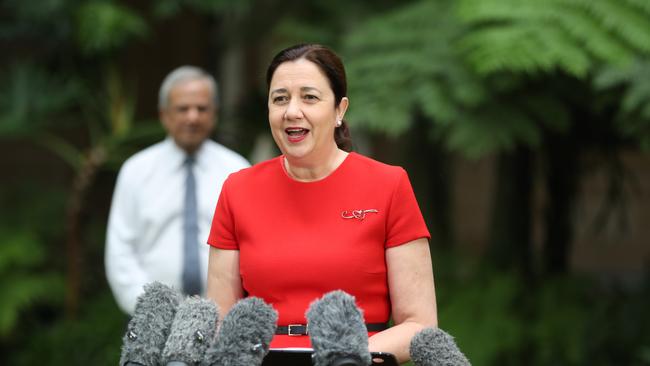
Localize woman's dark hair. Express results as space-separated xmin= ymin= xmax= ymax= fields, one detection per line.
xmin=266 ymin=43 xmax=353 ymax=152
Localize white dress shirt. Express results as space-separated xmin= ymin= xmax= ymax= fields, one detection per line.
xmin=105 ymin=137 xmax=250 ymax=314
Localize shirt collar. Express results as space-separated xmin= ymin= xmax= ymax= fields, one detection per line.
xmin=163 ymin=137 xmax=209 ymax=170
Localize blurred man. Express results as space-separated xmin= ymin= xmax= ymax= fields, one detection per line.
xmin=105 ymin=66 xmax=250 ymax=314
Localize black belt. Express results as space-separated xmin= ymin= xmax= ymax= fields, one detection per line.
xmin=275 ymin=322 xmax=388 ymax=336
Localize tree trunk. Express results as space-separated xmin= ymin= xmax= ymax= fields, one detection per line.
xmin=542 ymin=133 xmax=579 ymax=275
xmin=65 ymin=145 xmax=106 ymax=318
xmin=488 ymin=146 xmax=533 ymax=276
xmin=410 ymin=112 xmax=454 ymax=249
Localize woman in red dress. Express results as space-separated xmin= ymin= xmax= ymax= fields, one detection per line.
xmin=206 ymin=43 xmax=438 ymax=364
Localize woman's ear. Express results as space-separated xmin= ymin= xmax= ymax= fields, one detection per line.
xmin=337 ymin=97 xmax=349 ymax=121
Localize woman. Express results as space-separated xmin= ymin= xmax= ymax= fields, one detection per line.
xmin=206 ymin=43 xmax=437 ymax=363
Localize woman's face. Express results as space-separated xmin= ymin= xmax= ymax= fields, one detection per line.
xmin=268 ymin=58 xmax=348 ymax=163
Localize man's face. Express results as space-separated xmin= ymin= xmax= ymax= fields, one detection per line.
xmin=160 ymin=79 xmax=216 ymax=154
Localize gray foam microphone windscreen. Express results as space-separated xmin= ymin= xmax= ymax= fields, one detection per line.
xmin=204 ymin=297 xmax=278 ymax=366
xmin=306 ymin=290 xmax=372 ymax=366
xmin=162 ymin=296 xmax=219 ymax=365
xmin=409 ymin=327 xmax=471 ymax=366
xmin=119 ymin=281 xmax=182 ymax=366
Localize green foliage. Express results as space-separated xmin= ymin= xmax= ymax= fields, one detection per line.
xmin=0 ymin=63 xmax=83 ymax=138
xmin=0 ymin=0 xmax=74 ymax=42
xmin=437 ymin=254 xmax=650 ymax=366
xmin=0 ymin=229 xmax=64 ymax=338
xmin=343 ymin=1 xmax=485 ymax=139
xmin=595 ymin=60 xmax=650 ymax=150
xmin=343 ymin=0 xmax=576 ymax=157
xmin=270 ymin=18 xmax=341 ymax=50
xmin=0 ymin=181 xmax=68 ymax=241
xmin=344 ymin=0 xmax=650 ymax=156
xmin=530 ymin=277 xmax=591 ymax=365
xmin=345 ymin=0 xmax=470 ymax=132
xmin=438 ymin=271 xmax=524 ymax=365
xmin=457 ymin=0 xmax=650 ymax=77
xmin=76 ymin=1 xmax=149 ymax=55
xmin=7 ymin=292 xmax=127 ymax=366
xmin=2 ymin=0 xmax=70 ymax=22
xmin=151 ymin=0 xmax=255 ymax=18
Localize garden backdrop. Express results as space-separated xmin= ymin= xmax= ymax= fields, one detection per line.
xmin=1 ymin=0 xmax=649 ymax=365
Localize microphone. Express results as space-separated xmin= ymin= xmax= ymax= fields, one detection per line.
xmin=306 ymin=290 xmax=372 ymax=366
xmin=204 ymin=297 xmax=278 ymax=366
xmin=119 ymin=281 xmax=182 ymax=366
xmin=161 ymin=296 xmax=219 ymax=366
xmin=409 ymin=327 xmax=471 ymax=366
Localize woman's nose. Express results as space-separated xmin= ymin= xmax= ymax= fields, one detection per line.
xmin=284 ymin=99 xmax=303 ymax=120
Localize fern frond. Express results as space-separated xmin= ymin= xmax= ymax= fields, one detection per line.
xmin=460 ymin=22 xmax=592 ymax=77
xmin=626 ymin=0 xmax=650 ymax=13
xmin=344 ymin=0 xmax=649 ymax=156
xmin=457 ymin=0 xmax=545 ymax=22
xmin=344 ymin=0 xmax=477 ymax=135
xmin=446 ymin=104 xmax=542 ymax=158
xmin=573 ymin=0 xmax=650 ymax=53
xmin=595 ymin=60 xmax=650 ymax=150
xmin=596 ymin=60 xmax=650 ymax=114
xmin=550 ymin=3 xmax=634 ymax=64
xmin=457 ymin=0 xmax=650 ymax=76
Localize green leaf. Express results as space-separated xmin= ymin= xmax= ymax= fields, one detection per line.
xmin=0 ymin=63 xmax=83 ymax=137
xmin=0 ymin=228 xmax=65 ymax=337
xmin=344 ymin=0 xmax=477 ymax=136
xmin=574 ymin=0 xmax=650 ymax=54
xmin=457 ymin=0 xmax=650 ymax=75
xmin=0 ymin=231 xmax=43 ymax=273
xmin=0 ymin=274 xmax=65 ymax=337
xmin=594 ymin=60 xmax=650 ymax=149
xmin=439 ymin=272 xmax=525 ymax=366
xmin=76 ymin=2 xmax=149 ymax=55
xmin=445 ymin=105 xmax=542 ymax=158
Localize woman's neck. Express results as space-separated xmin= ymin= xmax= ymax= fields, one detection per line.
xmin=284 ymin=148 xmax=348 ymax=182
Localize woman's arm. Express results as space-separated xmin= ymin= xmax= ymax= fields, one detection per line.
xmin=206 ymin=246 xmax=244 ymax=318
xmin=368 ymin=238 xmax=438 ymax=363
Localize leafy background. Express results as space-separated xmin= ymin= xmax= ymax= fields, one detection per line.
xmin=1 ymin=0 xmax=649 ymax=365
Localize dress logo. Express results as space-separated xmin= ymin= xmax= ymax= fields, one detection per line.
xmin=341 ymin=209 xmax=379 ymax=221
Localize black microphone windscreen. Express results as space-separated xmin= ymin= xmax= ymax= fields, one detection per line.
xmin=306 ymin=290 xmax=372 ymax=366
xmin=119 ymin=282 xmax=182 ymax=366
xmin=161 ymin=296 xmax=219 ymax=365
xmin=204 ymin=297 xmax=278 ymax=366
xmin=409 ymin=327 xmax=471 ymax=366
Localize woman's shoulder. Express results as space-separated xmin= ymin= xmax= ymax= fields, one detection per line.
xmin=348 ymin=152 xmax=406 ymax=178
xmin=224 ymin=155 xmax=283 ymax=185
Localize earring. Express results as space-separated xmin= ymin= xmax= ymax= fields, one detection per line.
xmin=336 ymin=120 xmax=342 ymax=127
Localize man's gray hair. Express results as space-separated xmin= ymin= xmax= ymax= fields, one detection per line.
xmin=158 ymin=65 xmax=218 ymax=110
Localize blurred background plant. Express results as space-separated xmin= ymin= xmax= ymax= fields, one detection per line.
xmin=1 ymin=0 xmax=649 ymax=365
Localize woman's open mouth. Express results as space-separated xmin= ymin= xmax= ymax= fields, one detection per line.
xmin=285 ymin=127 xmax=309 ymax=143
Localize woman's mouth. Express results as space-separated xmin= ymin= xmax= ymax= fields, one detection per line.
xmin=285 ymin=127 xmax=309 ymax=143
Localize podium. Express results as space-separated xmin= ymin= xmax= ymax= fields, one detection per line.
xmin=261 ymin=349 xmax=399 ymax=366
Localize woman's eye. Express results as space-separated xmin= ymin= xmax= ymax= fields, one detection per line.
xmin=304 ymin=94 xmax=319 ymax=101
xmin=273 ymin=96 xmax=288 ymax=103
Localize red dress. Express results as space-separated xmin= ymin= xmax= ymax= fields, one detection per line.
xmin=207 ymin=152 xmax=430 ymax=347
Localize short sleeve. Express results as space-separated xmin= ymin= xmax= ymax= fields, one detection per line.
xmin=385 ymin=168 xmax=430 ymax=248
xmin=207 ymin=177 xmax=239 ymax=250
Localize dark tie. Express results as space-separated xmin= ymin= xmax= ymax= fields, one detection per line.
xmin=182 ymin=156 xmax=201 ymax=296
